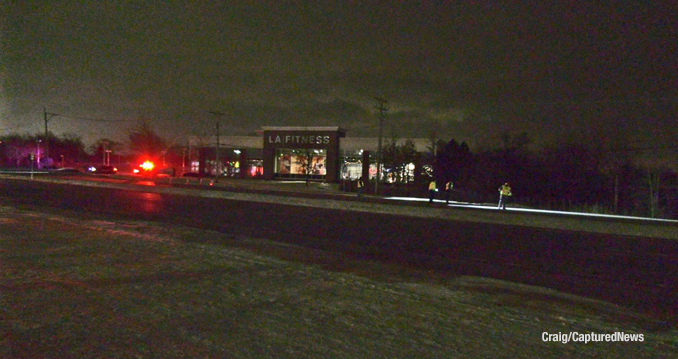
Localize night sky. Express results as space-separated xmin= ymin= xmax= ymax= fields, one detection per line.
xmin=1 ymin=1 xmax=677 ymax=154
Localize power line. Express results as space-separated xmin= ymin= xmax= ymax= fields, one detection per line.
xmin=58 ymin=115 xmax=134 ymax=122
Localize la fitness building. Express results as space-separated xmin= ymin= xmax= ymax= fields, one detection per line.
xmin=187 ymin=126 xmax=429 ymax=183
xmin=262 ymin=126 xmax=346 ymax=181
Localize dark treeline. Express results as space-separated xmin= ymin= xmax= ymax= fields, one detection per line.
xmin=429 ymin=134 xmax=677 ymax=219
xmin=0 ymin=132 xmax=89 ymax=168
xmin=0 ymin=122 xmax=164 ymax=169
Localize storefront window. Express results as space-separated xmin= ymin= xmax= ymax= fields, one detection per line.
xmin=340 ymin=150 xmax=379 ymax=180
xmin=275 ymin=149 xmax=326 ymax=179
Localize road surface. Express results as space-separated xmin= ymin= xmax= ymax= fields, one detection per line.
xmin=1 ymin=176 xmax=677 ymax=321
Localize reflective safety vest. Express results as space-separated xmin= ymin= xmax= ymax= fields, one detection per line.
xmin=429 ymin=181 xmax=436 ymax=191
xmin=499 ymin=185 xmax=512 ymax=196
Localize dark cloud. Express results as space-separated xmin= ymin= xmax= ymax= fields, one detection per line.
xmin=1 ymin=1 xmax=676 ymax=153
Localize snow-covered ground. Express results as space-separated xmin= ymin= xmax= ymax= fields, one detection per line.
xmin=2 ymin=204 xmax=676 ymax=358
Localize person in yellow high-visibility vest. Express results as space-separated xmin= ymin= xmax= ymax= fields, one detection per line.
xmin=357 ymin=178 xmax=365 ymax=199
xmin=498 ymin=182 xmax=512 ymax=210
xmin=428 ymin=180 xmax=437 ymax=203
xmin=445 ymin=181 xmax=453 ymax=204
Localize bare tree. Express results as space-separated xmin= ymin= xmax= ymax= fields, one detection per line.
xmin=127 ymin=120 xmax=167 ymax=158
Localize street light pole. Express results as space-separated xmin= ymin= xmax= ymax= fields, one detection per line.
xmin=374 ymin=97 xmax=388 ymax=195
xmin=43 ymin=107 xmax=58 ymax=170
xmin=182 ymin=147 xmax=186 ymax=174
xmin=101 ymin=141 xmax=108 ymax=165
xmin=215 ymin=122 xmax=219 ymax=181
xmin=36 ymin=139 xmax=42 ymax=169
xmin=209 ymin=111 xmax=227 ymax=183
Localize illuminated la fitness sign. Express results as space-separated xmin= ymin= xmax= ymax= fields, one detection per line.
xmin=266 ymin=134 xmax=331 ymax=145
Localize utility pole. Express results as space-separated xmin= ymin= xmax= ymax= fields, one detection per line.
xmin=374 ymin=97 xmax=388 ymax=195
xmin=215 ymin=122 xmax=220 ymax=181
xmin=209 ymin=111 xmax=226 ymax=183
xmin=182 ymin=147 xmax=186 ymax=174
xmin=36 ymin=140 xmax=42 ymax=168
xmin=43 ymin=107 xmax=58 ymax=170
xmin=101 ymin=140 xmax=109 ymax=165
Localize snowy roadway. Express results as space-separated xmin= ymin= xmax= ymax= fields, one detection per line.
xmin=386 ymin=196 xmax=678 ymax=224
xmin=1 ymin=173 xmax=677 ymax=239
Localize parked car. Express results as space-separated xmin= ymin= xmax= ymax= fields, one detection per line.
xmin=88 ymin=165 xmax=118 ymax=174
